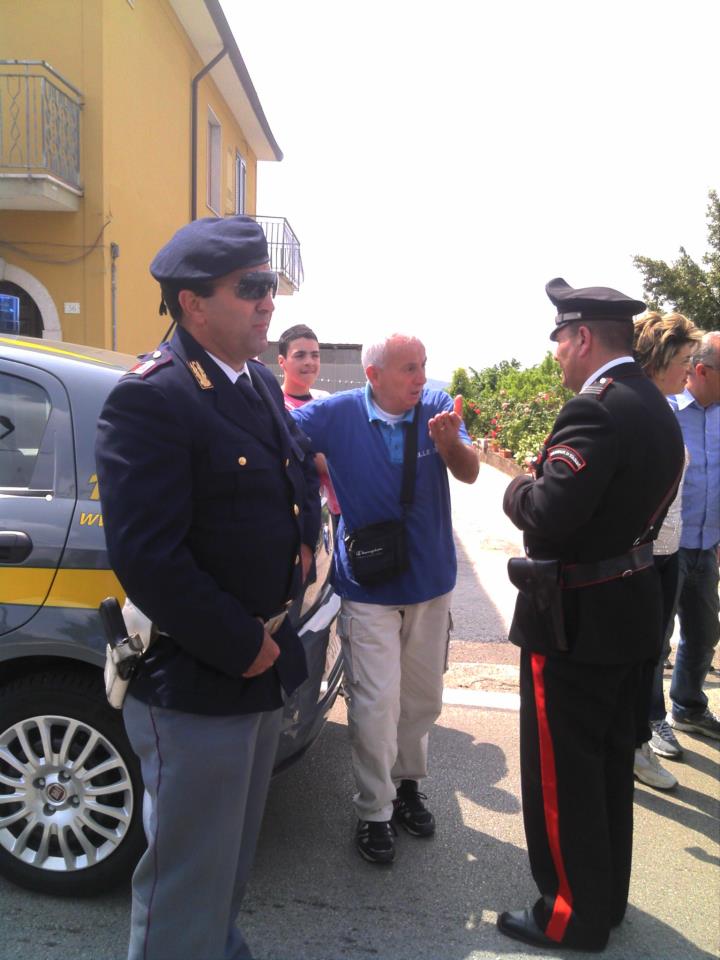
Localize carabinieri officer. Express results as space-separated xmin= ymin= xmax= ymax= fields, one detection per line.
xmin=95 ymin=215 xmax=320 ymax=960
xmin=497 ymin=279 xmax=684 ymax=952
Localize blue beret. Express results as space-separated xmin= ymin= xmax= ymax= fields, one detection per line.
xmin=150 ymin=215 xmax=269 ymax=284
xmin=546 ymin=277 xmax=646 ymax=341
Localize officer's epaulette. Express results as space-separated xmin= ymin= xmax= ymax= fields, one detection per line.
xmin=126 ymin=348 xmax=173 ymax=379
xmin=581 ymin=376 xmax=613 ymax=398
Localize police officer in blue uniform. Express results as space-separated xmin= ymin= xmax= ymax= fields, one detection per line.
xmin=497 ymin=279 xmax=684 ymax=952
xmin=95 ymin=216 xmax=320 ymax=960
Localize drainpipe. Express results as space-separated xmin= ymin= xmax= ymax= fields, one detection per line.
xmin=191 ymin=48 xmax=227 ymax=220
xmin=110 ymin=242 xmax=120 ymax=351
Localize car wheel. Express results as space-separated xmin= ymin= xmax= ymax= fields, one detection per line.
xmin=0 ymin=671 xmax=145 ymax=896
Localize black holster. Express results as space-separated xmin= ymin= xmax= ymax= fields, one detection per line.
xmin=507 ymin=557 xmax=568 ymax=652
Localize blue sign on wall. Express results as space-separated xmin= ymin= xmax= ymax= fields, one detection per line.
xmin=0 ymin=294 xmax=20 ymax=334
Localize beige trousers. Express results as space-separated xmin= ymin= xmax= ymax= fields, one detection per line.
xmin=339 ymin=591 xmax=452 ymax=821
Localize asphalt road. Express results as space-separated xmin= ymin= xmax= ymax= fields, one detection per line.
xmin=1 ymin=464 xmax=718 ymax=960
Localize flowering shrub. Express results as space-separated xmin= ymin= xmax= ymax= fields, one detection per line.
xmin=449 ymin=354 xmax=572 ymax=464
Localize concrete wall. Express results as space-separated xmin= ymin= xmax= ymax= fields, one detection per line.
xmin=259 ymin=342 xmax=366 ymax=394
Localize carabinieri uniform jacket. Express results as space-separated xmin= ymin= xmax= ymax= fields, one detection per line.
xmin=504 ymin=361 xmax=684 ymax=664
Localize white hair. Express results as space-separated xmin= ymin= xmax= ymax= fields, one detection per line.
xmin=361 ymin=333 xmax=423 ymax=371
xmin=693 ymin=330 xmax=720 ymax=367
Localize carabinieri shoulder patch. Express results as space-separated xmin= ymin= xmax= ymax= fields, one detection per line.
xmin=581 ymin=376 xmax=614 ymax=398
xmin=546 ymin=444 xmax=586 ymax=472
xmin=187 ymin=360 xmax=213 ymax=390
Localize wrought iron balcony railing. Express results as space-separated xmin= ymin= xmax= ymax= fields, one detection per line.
xmin=0 ymin=60 xmax=83 ymax=192
xmin=254 ymin=215 xmax=304 ymax=293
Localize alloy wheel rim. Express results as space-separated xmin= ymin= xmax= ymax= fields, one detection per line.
xmin=0 ymin=714 xmax=134 ymax=873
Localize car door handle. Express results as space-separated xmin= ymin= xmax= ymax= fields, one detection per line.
xmin=0 ymin=531 xmax=33 ymax=563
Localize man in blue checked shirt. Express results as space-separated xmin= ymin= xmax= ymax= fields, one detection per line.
xmin=667 ymin=330 xmax=720 ymax=740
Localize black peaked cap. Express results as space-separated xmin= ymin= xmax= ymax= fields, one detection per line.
xmin=546 ymin=277 xmax=646 ymax=340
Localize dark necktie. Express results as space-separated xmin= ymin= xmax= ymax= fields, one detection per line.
xmin=235 ymin=372 xmax=274 ymax=432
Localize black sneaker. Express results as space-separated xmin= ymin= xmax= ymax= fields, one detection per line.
xmin=356 ymin=819 xmax=395 ymax=864
xmin=393 ymin=780 xmax=436 ymax=837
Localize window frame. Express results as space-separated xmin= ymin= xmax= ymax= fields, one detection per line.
xmin=0 ymin=369 xmax=58 ymax=497
xmin=206 ymin=107 xmax=222 ymax=215
xmin=234 ymin=151 xmax=247 ymax=215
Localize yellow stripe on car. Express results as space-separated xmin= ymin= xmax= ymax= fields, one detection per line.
xmin=0 ymin=568 xmax=55 ymax=605
xmin=48 ymin=569 xmax=125 ymax=608
xmin=0 ymin=336 xmax=116 ymax=365
xmin=1 ymin=568 xmax=125 ymax=608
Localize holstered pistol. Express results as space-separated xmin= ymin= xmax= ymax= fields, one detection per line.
xmin=507 ymin=557 xmax=568 ymax=652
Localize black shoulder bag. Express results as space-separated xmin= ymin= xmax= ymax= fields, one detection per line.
xmin=343 ymin=406 xmax=419 ymax=585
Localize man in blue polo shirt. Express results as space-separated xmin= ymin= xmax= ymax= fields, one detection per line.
xmin=292 ymin=333 xmax=478 ymax=864
xmin=668 ymin=330 xmax=720 ymax=739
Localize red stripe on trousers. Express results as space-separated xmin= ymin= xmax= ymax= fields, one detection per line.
xmin=531 ymin=653 xmax=573 ymax=942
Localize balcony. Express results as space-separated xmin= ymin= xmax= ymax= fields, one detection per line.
xmin=0 ymin=60 xmax=83 ymax=212
xmin=254 ymin=215 xmax=304 ymax=294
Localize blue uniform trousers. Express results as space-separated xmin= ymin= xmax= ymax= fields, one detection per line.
xmin=123 ymin=696 xmax=282 ymax=960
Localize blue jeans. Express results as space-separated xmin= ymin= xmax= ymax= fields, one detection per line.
xmin=669 ymin=547 xmax=720 ymax=719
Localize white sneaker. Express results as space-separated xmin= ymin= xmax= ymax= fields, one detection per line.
xmin=633 ymin=743 xmax=677 ymax=791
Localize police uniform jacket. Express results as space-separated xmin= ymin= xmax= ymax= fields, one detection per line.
xmin=503 ymin=361 xmax=684 ymax=664
xmin=95 ymin=325 xmax=321 ymax=715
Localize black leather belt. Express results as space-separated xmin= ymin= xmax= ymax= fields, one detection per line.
xmin=158 ymin=605 xmax=290 ymax=640
xmin=560 ymin=542 xmax=654 ymax=589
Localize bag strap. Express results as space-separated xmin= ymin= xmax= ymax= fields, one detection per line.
xmin=400 ymin=404 xmax=420 ymax=507
xmin=634 ymin=463 xmax=684 ymax=546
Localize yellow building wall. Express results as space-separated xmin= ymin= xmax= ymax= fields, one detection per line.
xmin=0 ymin=0 xmax=106 ymax=345
xmin=1 ymin=0 xmax=260 ymax=354
xmin=195 ymin=74 xmax=259 ymax=221
xmin=102 ymin=0 xmax=259 ymax=354
xmin=101 ymin=0 xmax=195 ymax=354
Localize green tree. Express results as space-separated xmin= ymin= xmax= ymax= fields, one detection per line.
xmin=633 ymin=189 xmax=720 ymax=330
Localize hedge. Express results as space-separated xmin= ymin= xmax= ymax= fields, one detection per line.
xmin=448 ymin=353 xmax=572 ymax=466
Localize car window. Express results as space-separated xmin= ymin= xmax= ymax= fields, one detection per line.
xmin=0 ymin=372 xmax=52 ymax=491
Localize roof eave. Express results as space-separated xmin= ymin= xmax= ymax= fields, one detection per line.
xmin=168 ymin=0 xmax=282 ymax=162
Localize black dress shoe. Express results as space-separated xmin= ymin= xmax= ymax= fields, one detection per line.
xmin=497 ymin=909 xmax=607 ymax=953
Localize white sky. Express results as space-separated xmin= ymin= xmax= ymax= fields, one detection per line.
xmin=221 ymin=0 xmax=719 ymax=381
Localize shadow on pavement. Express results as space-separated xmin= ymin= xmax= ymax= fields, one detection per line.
xmin=632 ymin=738 xmax=720 ymax=848
xmin=0 ymin=705 xmax=714 ymax=960
xmin=244 ymin=710 xmax=715 ymax=960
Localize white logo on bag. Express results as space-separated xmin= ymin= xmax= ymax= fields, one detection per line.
xmin=355 ymin=547 xmax=384 ymax=558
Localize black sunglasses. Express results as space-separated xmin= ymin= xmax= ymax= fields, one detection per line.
xmin=233 ymin=271 xmax=279 ymax=301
